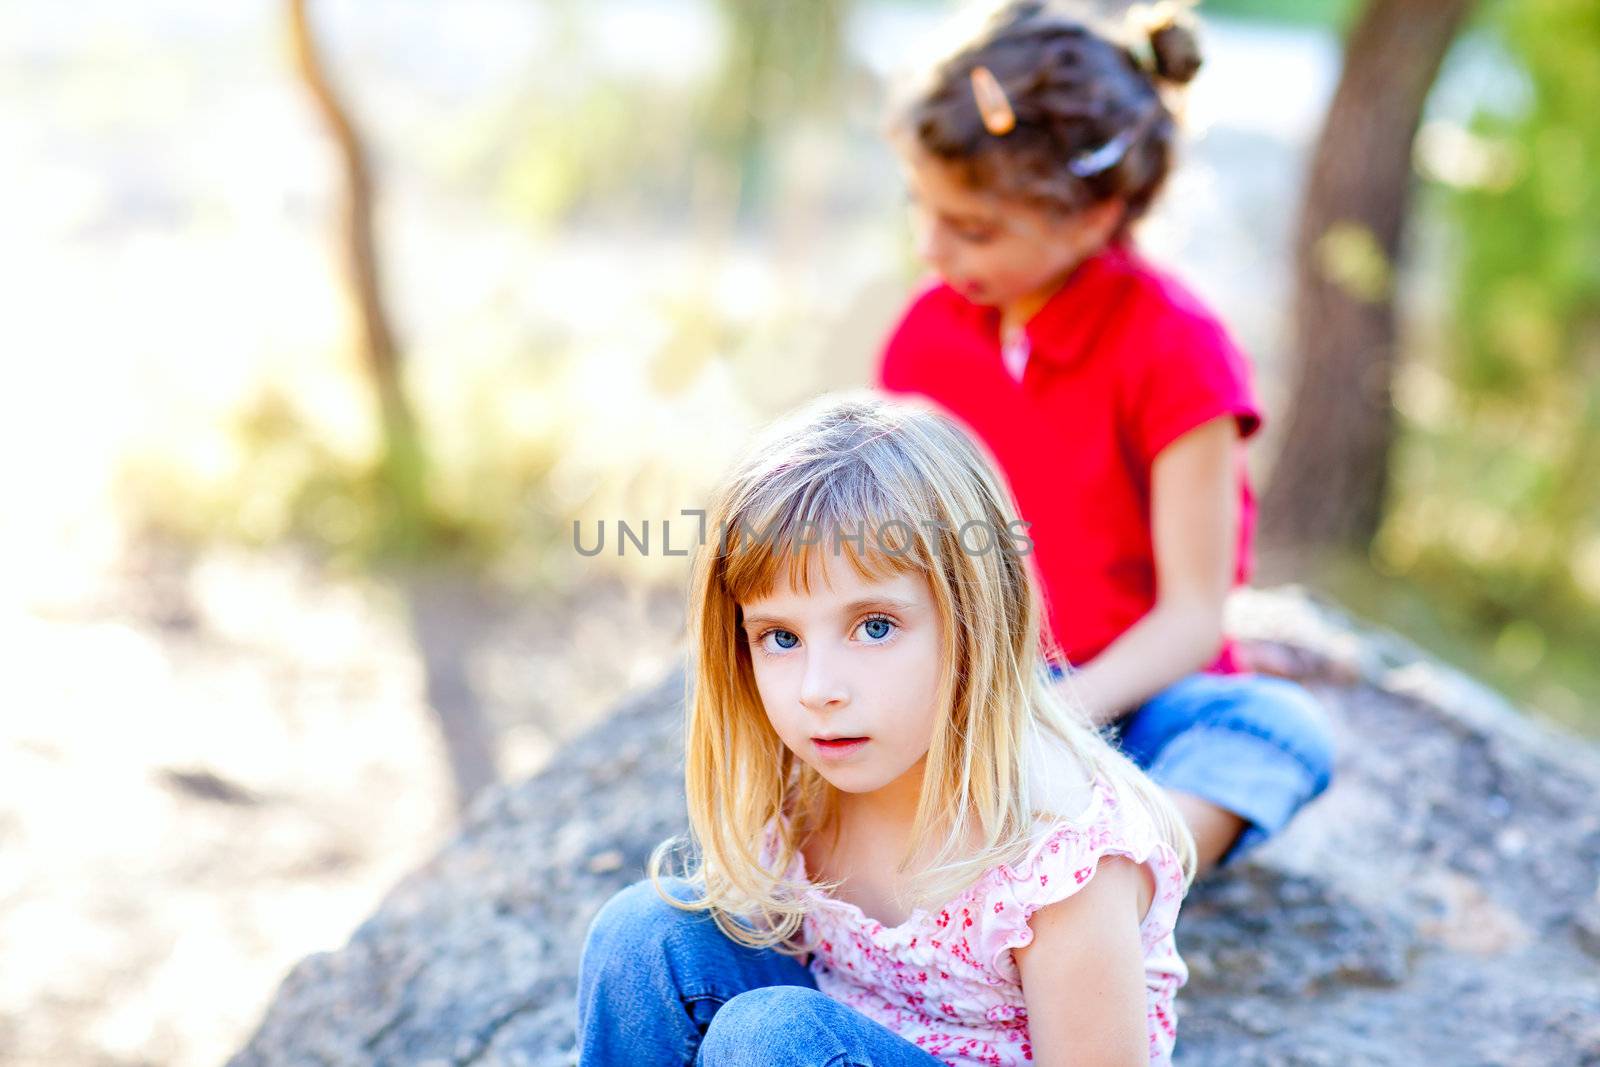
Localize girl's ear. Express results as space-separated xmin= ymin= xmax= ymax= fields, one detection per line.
xmin=1082 ymin=196 xmax=1128 ymax=242
xmin=1042 ymin=196 xmax=1127 ymax=259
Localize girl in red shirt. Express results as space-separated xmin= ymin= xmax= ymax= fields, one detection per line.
xmin=876 ymin=0 xmax=1334 ymax=876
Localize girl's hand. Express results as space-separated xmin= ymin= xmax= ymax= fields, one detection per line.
xmin=1013 ymin=854 xmax=1155 ymax=1066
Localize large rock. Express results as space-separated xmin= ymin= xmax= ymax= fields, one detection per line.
xmin=228 ymin=588 xmax=1600 ymax=1066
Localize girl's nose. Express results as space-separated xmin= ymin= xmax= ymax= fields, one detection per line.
xmin=798 ymin=651 xmax=849 ymax=711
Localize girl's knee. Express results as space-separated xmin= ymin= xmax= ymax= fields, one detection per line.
xmin=1152 ymin=674 xmax=1337 ymax=796
xmin=582 ymin=876 xmax=699 ymax=959
xmin=1243 ymin=677 xmax=1337 ymax=794
xmin=699 ymin=987 xmax=833 ymax=1060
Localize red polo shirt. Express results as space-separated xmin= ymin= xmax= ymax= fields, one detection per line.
xmin=876 ymin=240 xmax=1262 ymax=674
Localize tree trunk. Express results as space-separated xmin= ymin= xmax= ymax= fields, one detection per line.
xmin=1259 ymin=0 xmax=1474 ymax=557
xmin=286 ymin=0 xmax=428 ymax=551
xmin=287 ymin=1 xmax=498 ymax=814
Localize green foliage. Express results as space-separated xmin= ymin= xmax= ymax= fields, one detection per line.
xmin=1451 ymin=10 xmax=1600 ymax=392
xmin=699 ymin=0 xmax=848 ymax=220
xmin=1200 ymin=0 xmax=1357 ymax=30
xmin=1313 ymin=551 xmax=1599 ymax=737
xmin=1374 ymin=0 xmax=1600 ymax=724
xmin=491 ymin=77 xmax=704 ymax=231
xmin=117 ymin=360 xmax=566 ymax=583
xmin=476 ymin=2 xmax=851 ymax=231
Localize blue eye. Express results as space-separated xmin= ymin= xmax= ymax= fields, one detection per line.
xmin=750 ymin=629 xmax=799 ymax=658
xmin=748 ymin=614 xmax=899 ymax=659
xmin=858 ymin=614 xmax=898 ymax=643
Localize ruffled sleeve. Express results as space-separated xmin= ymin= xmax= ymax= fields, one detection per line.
xmin=972 ymin=779 xmax=1189 ymax=982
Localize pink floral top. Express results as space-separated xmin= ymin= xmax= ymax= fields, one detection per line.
xmin=758 ymin=772 xmax=1189 ymax=1065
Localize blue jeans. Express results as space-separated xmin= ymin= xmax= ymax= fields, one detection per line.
xmin=576 ymin=876 xmax=944 ymax=1066
xmin=1049 ymin=666 xmax=1335 ymax=867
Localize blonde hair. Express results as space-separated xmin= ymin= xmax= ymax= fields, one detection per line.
xmin=647 ymin=391 xmax=1196 ymax=956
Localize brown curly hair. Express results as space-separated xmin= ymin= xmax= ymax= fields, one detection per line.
xmin=891 ymin=1 xmax=1204 ymax=226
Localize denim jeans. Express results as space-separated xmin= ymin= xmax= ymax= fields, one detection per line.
xmin=1050 ymin=666 xmax=1336 ymax=866
xmin=576 ymin=876 xmax=945 ymax=1066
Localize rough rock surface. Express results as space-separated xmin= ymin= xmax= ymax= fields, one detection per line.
xmin=228 ymin=588 xmax=1600 ymax=1066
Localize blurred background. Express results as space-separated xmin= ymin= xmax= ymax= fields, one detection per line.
xmin=2 ymin=0 xmax=1596 ymax=1063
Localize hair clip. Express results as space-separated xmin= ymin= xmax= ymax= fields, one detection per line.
xmin=1068 ymin=130 xmax=1134 ymax=177
xmin=969 ymin=65 xmax=1016 ymax=136
xmin=1067 ymin=100 xmax=1163 ymax=178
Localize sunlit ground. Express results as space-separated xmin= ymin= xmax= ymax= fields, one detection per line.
xmin=0 ymin=2 xmax=1555 ymax=1065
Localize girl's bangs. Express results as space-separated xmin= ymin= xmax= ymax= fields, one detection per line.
xmin=717 ymin=490 xmax=934 ymax=606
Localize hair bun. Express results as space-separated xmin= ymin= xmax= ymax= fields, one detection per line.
xmin=1148 ymin=18 xmax=1202 ymax=85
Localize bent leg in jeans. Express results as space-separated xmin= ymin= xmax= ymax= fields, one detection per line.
xmin=1115 ymin=672 xmax=1337 ymax=868
xmin=576 ymin=875 xmax=945 ymax=1066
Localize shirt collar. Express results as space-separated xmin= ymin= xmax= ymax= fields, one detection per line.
xmin=939 ymin=238 xmax=1140 ymax=372
xmin=1020 ymin=240 xmax=1138 ymax=368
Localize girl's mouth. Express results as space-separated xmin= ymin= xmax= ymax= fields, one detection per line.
xmin=812 ymin=737 xmax=870 ymax=759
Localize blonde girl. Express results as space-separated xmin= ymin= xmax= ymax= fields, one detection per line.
xmin=577 ymin=392 xmax=1196 ymax=1066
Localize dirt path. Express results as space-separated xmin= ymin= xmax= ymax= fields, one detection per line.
xmin=0 ymin=544 xmax=683 ymax=1067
